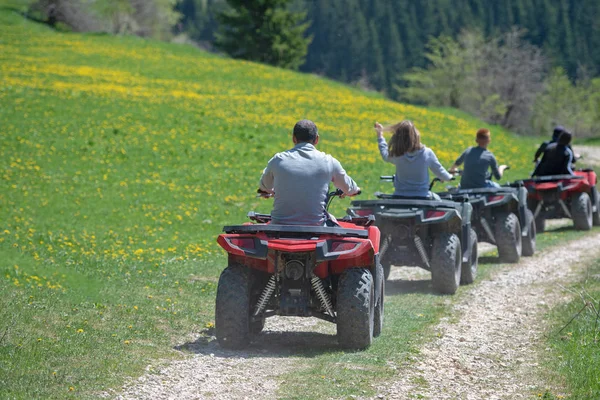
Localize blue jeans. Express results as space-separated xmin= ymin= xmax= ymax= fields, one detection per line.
xmin=485 ymin=180 xmax=501 ymax=188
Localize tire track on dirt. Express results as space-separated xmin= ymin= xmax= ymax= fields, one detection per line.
xmin=114 ymin=316 xmax=335 ymax=400
xmin=115 ymin=232 xmax=600 ymax=400
xmin=379 ymin=231 xmax=600 ymax=400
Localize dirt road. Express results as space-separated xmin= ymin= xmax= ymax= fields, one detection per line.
xmin=573 ymin=145 xmax=600 ymax=166
xmin=115 ymin=232 xmax=600 ymax=400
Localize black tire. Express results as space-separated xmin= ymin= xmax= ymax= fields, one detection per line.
xmin=215 ymin=264 xmax=251 ymax=349
xmin=591 ymin=187 xmax=600 ymax=226
xmin=373 ymin=263 xmax=385 ymax=338
xmin=380 ymin=235 xmax=392 ymax=280
xmin=529 ymin=199 xmax=545 ymax=233
xmin=495 ymin=213 xmax=522 ymax=263
xmin=460 ymin=229 xmax=478 ymax=285
xmin=571 ymin=192 xmax=593 ymax=231
xmin=382 ymin=258 xmax=392 ymax=281
xmin=522 ymin=208 xmax=536 ymax=257
xmin=336 ymin=268 xmax=374 ymax=350
xmin=430 ymin=233 xmax=461 ymax=295
xmin=250 ymin=318 xmax=265 ymax=335
xmin=535 ymin=216 xmax=545 ymax=233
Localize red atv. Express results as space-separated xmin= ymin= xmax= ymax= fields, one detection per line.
xmin=522 ymin=169 xmax=600 ymax=232
xmin=215 ymin=190 xmax=384 ymax=350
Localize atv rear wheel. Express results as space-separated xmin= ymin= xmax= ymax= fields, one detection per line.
xmin=336 ymin=268 xmax=374 ymax=350
xmin=460 ymin=228 xmax=478 ymax=285
xmin=591 ymin=187 xmax=600 ymax=226
xmin=431 ymin=233 xmax=461 ymax=294
xmin=215 ymin=264 xmax=251 ymax=349
xmin=373 ymin=263 xmax=385 ymax=338
xmin=571 ymin=192 xmax=593 ymax=231
xmin=521 ymin=208 xmax=536 ymax=257
xmin=495 ymin=212 xmax=522 ymax=263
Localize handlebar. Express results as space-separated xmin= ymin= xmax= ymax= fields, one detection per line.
xmin=325 ymin=189 xmax=361 ymax=211
xmin=429 ymin=176 xmax=455 ymax=191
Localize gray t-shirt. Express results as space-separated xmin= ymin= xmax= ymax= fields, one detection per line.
xmin=454 ymin=146 xmax=501 ymax=189
xmin=259 ymin=142 xmax=359 ymax=225
xmin=378 ymin=137 xmax=452 ymax=197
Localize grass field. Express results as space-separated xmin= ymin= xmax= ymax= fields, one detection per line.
xmin=543 ymin=259 xmax=600 ymax=400
xmin=0 ymin=3 xmax=596 ymax=399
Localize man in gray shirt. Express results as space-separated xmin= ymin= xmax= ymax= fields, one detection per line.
xmin=449 ymin=128 xmax=508 ymax=189
xmin=259 ymin=120 xmax=360 ymax=225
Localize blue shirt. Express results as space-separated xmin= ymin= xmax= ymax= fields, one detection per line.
xmin=378 ymin=137 xmax=452 ymax=197
xmin=259 ymin=142 xmax=359 ymax=225
xmin=454 ymin=146 xmax=501 ymax=189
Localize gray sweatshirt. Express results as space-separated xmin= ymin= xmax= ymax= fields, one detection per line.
xmin=259 ymin=142 xmax=359 ymax=225
xmin=378 ymin=137 xmax=452 ymax=197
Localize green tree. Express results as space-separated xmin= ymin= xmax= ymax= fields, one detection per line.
xmin=215 ymin=0 xmax=311 ymax=70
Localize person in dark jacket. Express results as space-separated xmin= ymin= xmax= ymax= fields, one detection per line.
xmin=533 ymin=125 xmax=565 ymax=163
xmin=532 ymin=131 xmax=574 ymax=176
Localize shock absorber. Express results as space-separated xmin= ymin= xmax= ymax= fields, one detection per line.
xmin=253 ymin=275 xmax=276 ymax=316
xmin=311 ymin=276 xmax=334 ymax=317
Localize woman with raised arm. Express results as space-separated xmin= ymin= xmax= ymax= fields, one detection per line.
xmin=375 ymin=120 xmax=452 ymax=199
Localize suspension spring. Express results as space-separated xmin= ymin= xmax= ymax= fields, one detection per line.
xmin=311 ymin=276 xmax=334 ymax=317
xmin=253 ymin=275 xmax=276 ymax=316
xmin=414 ymin=236 xmax=430 ymax=269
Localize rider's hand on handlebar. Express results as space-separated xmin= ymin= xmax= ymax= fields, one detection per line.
xmin=256 ymin=189 xmax=273 ymax=198
xmin=499 ymin=165 xmax=509 ymax=173
xmin=340 ymin=188 xmax=361 ymax=198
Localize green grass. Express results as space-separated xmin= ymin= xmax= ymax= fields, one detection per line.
xmin=542 ymin=258 xmax=600 ymax=400
xmin=0 ymin=4 xmax=596 ymax=399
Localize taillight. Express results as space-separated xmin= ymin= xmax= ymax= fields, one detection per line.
xmin=330 ymin=241 xmax=359 ymax=252
xmin=425 ymin=210 xmax=446 ymax=219
xmin=353 ymin=209 xmax=373 ymax=217
xmin=227 ymin=237 xmax=255 ymax=250
xmin=487 ymin=195 xmax=505 ymax=203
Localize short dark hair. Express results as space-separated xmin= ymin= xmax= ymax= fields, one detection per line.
xmin=293 ymin=119 xmax=318 ymax=143
xmin=552 ymin=125 xmax=565 ymax=141
xmin=558 ymin=131 xmax=572 ymax=146
xmin=476 ymin=128 xmax=490 ymax=140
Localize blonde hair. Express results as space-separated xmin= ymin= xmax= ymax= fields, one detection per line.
xmin=385 ymin=120 xmax=424 ymax=157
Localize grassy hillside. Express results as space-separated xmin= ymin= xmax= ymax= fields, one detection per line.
xmin=0 ymin=5 xmax=548 ymax=399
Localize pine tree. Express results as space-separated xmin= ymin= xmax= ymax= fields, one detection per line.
xmin=215 ymin=0 xmax=311 ymax=70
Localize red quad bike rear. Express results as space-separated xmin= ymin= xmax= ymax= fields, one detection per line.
xmin=437 ymin=182 xmax=536 ymax=263
xmin=348 ymin=176 xmax=478 ymax=295
xmin=215 ymin=190 xmax=383 ymax=351
xmin=522 ymin=169 xmax=600 ymax=232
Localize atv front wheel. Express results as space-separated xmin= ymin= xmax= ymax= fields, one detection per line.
xmin=572 ymin=192 xmax=593 ymax=231
xmin=522 ymin=208 xmax=536 ymax=257
xmin=215 ymin=264 xmax=251 ymax=349
xmin=250 ymin=318 xmax=265 ymax=335
xmin=535 ymin=216 xmax=545 ymax=233
xmin=460 ymin=228 xmax=478 ymax=285
xmin=373 ymin=263 xmax=385 ymax=338
xmin=336 ymin=268 xmax=374 ymax=350
xmin=431 ymin=233 xmax=461 ymax=294
xmin=495 ymin=213 xmax=522 ymax=263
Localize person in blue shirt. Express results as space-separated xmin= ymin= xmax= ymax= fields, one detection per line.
xmin=449 ymin=128 xmax=508 ymax=189
xmin=375 ymin=120 xmax=452 ymax=199
xmin=259 ymin=119 xmax=360 ymax=225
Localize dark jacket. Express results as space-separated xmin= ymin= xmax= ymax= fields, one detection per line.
xmin=533 ymin=143 xmax=574 ymax=176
